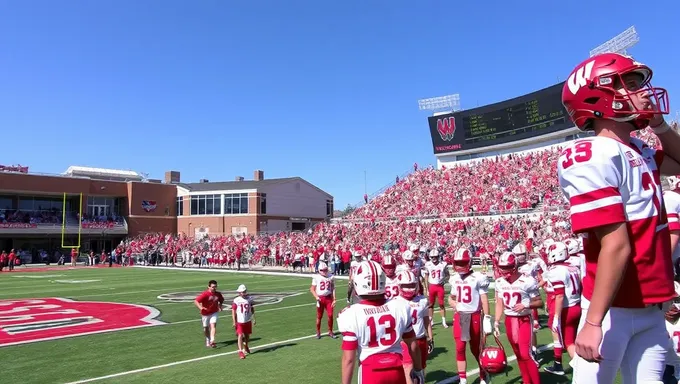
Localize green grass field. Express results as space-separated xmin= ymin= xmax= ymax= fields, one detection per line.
xmin=0 ymin=266 xmax=610 ymax=384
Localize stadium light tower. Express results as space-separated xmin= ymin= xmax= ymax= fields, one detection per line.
xmin=589 ymin=26 xmax=640 ymax=57
xmin=417 ymin=94 xmax=461 ymax=114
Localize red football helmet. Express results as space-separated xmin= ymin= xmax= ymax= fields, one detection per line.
xmin=562 ymin=52 xmax=669 ymax=131
xmin=480 ymin=334 xmax=508 ymax=374
xmin=452 ymin=248 xmax=472 ymax=274
xmin=381 ymin=255 xmax=397 ymax=278
xmin=497 ymin=252 xmax=517 ymax=280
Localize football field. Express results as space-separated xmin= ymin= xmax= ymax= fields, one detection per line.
xmin=0 ymin=266 xmax=610 ymax=384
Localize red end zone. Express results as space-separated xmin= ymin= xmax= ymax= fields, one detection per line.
xmin=0 ymin=298 xmax=164 ymax=347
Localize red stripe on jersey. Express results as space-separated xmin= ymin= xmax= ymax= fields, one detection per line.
xmin=570 ymin=203 xmax=626 ymax=233
xmin=368 ymin=261 xmax=378 ymax=291
xmin=569 ymin=186 xmax=621 ymax=206
xmin=668 ymin=213 xmax=680 ymax=231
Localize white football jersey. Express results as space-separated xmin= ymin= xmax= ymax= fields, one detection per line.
xmin=337 ymin=298 xmax=414 ymax=362
xmin=312 ymin=274 xmax=334 ymax=297
xmin=566 ymin=254 xmax=586 ymax=279
xmin=529 ymin=257 xmax=548 ymax=274
xmin=544 ymin=264 xmax=581 ymax=307
xmin=665 ymin=317 xmax=680 ymax=367
xmin=384 ymin=276 xmax=400 ymax=300
xmin=425 ymin=261 xmax=449 ymax=285
xmin=449 ymin=272 xmax=490 ymax=313
xmin=395 ymin=295 xmax=429 ymax=339
xmin=664 ymin=189 xmax=680 ymax=263
xmin=350 ymin=260 xmax=362 ymax=278
xmin=558 ymin=136 xmax=675 ymax=308
xmin=495 ymin=276 xmax=540 ymax=317
xmin=518 ymin=262 xmax=538 ymax=278
xmin=396 ymin=262 xmax=425 ymax=279
xmin=232 ymin=296 xmax=254 ymax=323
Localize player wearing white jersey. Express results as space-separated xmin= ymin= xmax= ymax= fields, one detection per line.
xmin=395 ymin=270 xmax=432 ymax=384
xmin=311 ymin=262 xmax=337 ymax=339
xmin=397 ymin=250 xmax=425 ymax=295
xmin=559 ymin=53 xmax=680 ymax=383
xmin=514 ymin=243 xmax=542 ymax=342
xmin=338 ymin=260 xmax=424 ymax=384
xmin=383 ymin=255 xmax=400 ymax=300
xmin=232 ymin=284 xmax=256 ymax=359
xmin=494 ymin=252 xmax=543 ymax=384
xmin=663 ymin=282 xmax=680 ymax=383
xmin=541 ymin=242 xmax=583 ymax=376
xmin=347 ymin=251 xmax=364 ymax=304
xmin=424 ymin=250 xmax=449 ymax=328
xmin=564 ymin=238 xmax=586 ymax=280
xmin=449 ymin=248 xmax=492 ymax=384
xmin=665 ymin=178 xmax=680 ymax=269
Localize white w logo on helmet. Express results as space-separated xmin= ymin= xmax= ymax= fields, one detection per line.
xmin=484 ymin=350 xmax=498 ymax=359
xmin=567 ymin=60 xmax=595 ymax=95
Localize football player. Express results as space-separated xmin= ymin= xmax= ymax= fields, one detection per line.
xmin=232 ymin=284 xmax=256 ymax=359
xmin=564 ymin=238 xmax=586 ymax=279
xmin=559 ymin=52 xmax=677 ymax=383
xmin=396 ymin=270 xmax=432 ymax=384
xmin=542 ymin=242 xmax=583 ymax=376
xmin=449 ymin=248 xmax=492 ymax=384
xmin=338 ymin=260 xmax=425 ymax=384
xmin=425 ymin=249 xmax=449 ymax=328
xmin=194 ymin=279 xmax=224 ymax=348
xmin=346 ymin=250 xmax=364 ymax=304
xmin=663 ymin=281 xmax=680 ymax=383
xmin=494 ymin=252 xmax=543 ymax=384
xmin=665 ymin=175 xmax=680 ymax=270
xmin=397 ymin=250 xmax=425 ymax=295
xmin=383 ymin=255 xmax=400 ymax=300
xmin=311 ymin=261 xmax=337 ymax=339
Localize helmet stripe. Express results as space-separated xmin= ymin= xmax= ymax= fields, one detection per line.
xmin=368 ymin=261 xmax=378 ymax=290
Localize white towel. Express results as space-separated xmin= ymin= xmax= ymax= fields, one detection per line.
xmin=459 ymin=312 xmax=472 ymax=342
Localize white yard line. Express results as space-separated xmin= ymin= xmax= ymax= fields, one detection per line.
xmin=435 ymin=343 xmax=554 ymax=384
xmin=62 ymin=331 xmax=332 ymax=384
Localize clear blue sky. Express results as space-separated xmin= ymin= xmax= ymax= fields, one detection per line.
xmin=1 ymin=0 xmax=678 ymax=208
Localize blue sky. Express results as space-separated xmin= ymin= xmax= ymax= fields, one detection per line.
xmin=1 ymin=0 xmax=678 ymax=208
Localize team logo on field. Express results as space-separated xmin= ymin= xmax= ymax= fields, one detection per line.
xmin=0 ymin=298 xmax=164 ymax=347
xmin=157 ymin=291 xmax=300 ymax=305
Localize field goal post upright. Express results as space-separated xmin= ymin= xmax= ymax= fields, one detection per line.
xmin=61 ymin=192 xmax=83 ymax=252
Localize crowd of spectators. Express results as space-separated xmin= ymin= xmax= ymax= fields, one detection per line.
xmin=0 ymin=209 xmax=61 ymax=225
xmin=102 ymin=126 xmax=678 ymax=272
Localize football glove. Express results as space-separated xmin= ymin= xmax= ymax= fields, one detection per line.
xmin=483 ymin=314 xmax=493 ymax=335
xmin=410 ymin=369 xmax=425 ymax=384
xmin=427 ymin=339 xmax=434 ymax=354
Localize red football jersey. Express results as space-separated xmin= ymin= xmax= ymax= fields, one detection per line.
xmin=196 ymin=290 xmax=224 ymax=316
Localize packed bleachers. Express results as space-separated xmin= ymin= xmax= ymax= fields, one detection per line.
xmin=120 ymin=125 xmax=674 ymax=271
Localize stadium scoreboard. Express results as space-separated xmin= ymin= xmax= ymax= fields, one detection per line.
xmin=428 ymin=82 xmax=573 ymax=154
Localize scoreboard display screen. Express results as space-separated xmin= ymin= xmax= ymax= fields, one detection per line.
xmin=428 ymin=82 xmax=573 ymax=154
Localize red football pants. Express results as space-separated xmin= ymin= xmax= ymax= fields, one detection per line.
xmin=316 ymin=295 xmax=334 ymax=333
xmin=428 ymin=284 xmax=445 ymax=307
xmin=359 ymin=353 xmax=406 ymax=384
xmin=505 ymin=315 xmax=540 ymax=384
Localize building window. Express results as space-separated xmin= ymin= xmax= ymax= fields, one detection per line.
xmin=260 ymin=193 xmax=267 ymax=214
xmin=176 ymin=197 xmax=184 ymax=216
xmin=224 ymin=193 xmax=249 ymax=214
xmin=189 ymin=194 xmax=223 ymax=215
xmin=326 ymin=199 xmax=333 ymax=217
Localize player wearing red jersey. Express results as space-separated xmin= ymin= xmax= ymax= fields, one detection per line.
xmin=664 ymin=176 xmax=680 ymax=270
xmin=232 ymin=284 xmax=256 ymax=359
xmin=542 ymin=242 xmax=583 ymax=376
xmin=311 ymin=261 xmax=337 ymax=339
xmin=424 ymin=250 xmax=449 ymax=328
xmin=194 ymin=279 xmax=224 ymax=348
xmin=559 ymin=52 xmax=678 ymax=383
xmin=494 ymin=252 xmax=543 ymax=384
xmin=338 ymin=260 xmax=424 ymax=384
xmin=449 ymin=248 xmax=492 ymax=384
xmin=395 ymin=270 xmax=432 ymax=384
xmin=383 ymin=255 xmax=400 ymax=300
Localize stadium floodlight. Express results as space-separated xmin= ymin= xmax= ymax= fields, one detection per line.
xmin=589 ymin=26 xmax=639 ymax=57
xmin=417 ymin=94 xmax=461 ymax=112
